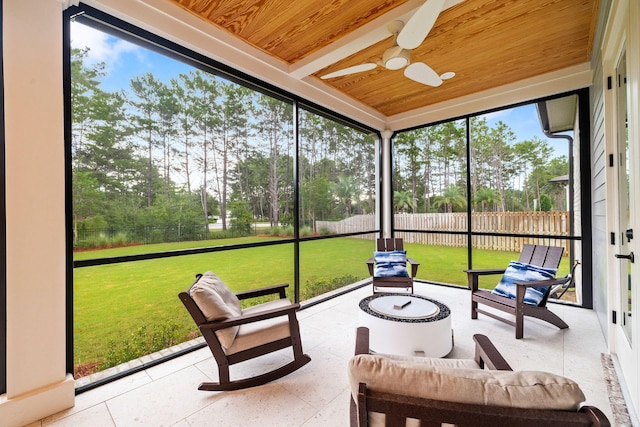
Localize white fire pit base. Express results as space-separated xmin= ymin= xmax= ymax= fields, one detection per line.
xmin=358 ymin=294 xmax=453 ymax=358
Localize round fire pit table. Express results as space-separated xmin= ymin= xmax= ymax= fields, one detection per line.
xmin=358 ymin=294 xmax=453 ymax=357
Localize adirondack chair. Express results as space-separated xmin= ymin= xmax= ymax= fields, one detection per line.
xmin=349 ymin=327 xmax=610 ymax=427
xmin=466 ymin=244 xmax=570 ymax=339
xmin=366 ymin=238 xmax=419 ymax=294
xmin=179 ymin=271 xmax=311 ymax=391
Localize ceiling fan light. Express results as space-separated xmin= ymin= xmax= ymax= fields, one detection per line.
xmin=385 ymin=56 xmax=409 ymax=70
xmin=382 ymin=48 xmax=411 ymax=70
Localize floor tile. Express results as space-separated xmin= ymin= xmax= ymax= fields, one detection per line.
xmin=185 ymin=382 xmax=317 ymax=427
xmin=43 ymin=403 xmax=115 ymax=427
xmin=279 ymin=351 xmax=350 ymax=409
xmin=106 ymin=366 xmax=223 ymax=426
xmin=300 ymin=387 xmax=351 ymax=427
xmin=44 ymin=371 xmax=152 ymax=423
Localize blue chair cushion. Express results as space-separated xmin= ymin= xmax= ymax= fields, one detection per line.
xmin=373 ymin=250 xmax=409 ymax=278
xmin=491 ymin=261 xmax=557 ymax=306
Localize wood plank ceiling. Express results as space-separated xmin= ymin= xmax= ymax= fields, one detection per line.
xmin=169 ymin=0 xmax=600 ymax=117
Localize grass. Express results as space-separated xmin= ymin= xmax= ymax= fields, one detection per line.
xmin=73 ymin=236 xmax=279 ymax=260
xmin=73 ymin=237 xmax=572 ymax=372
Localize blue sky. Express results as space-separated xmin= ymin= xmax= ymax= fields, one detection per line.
xmin=71 ymin=21 xmax=192 ymax=92
xmin=71 ymin=21 xmax=568 ymax=158
xmin=481 ymin=105 xmax=569 ymax=158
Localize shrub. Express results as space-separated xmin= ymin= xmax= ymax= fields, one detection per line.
xmin=270 ymin=226 xmax=283 ymax=237
xmin=539 ymin=194 xmax=553 ymax=211
xmin=229 ymin=201 xmax=253 ymax=236
xmin=318 ymin=226 xmax=332 ymax=235
xmin=282 ymin=225 xmax=294 ymax=236
xmin=94 ymin=233 xmax=110 ymax=248
xmin=100 ymin=322 xmax=182 ymax=369
xmin=301 ymin=274 xmax=361 ymax=300
xmin=111 ymin=232 xmax=129 ymax=247
xmin=299 ymin=226 xmax=313 ymax=237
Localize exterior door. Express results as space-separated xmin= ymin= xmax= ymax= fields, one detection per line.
xmin=616 ymin=50 xmax=633 ymax=344
xmin=613 ymin=45 xmax=639 ymax=410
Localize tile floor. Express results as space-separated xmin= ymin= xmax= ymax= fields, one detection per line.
xmin=35 ymin=283 xmax=618 ymax=426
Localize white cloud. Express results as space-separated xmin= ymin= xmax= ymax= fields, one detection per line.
xmin=479 ymin=109 xmax=511 ymax=121
xmin=70 ymin=21 xmax=143 ymax=70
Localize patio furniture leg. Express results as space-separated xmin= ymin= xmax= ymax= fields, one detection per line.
xmin=515 ymin=284 xmax=525 ymax=339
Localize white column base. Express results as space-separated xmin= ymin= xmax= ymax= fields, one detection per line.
xmin=0 ymin=375 xmax=75 ymax=427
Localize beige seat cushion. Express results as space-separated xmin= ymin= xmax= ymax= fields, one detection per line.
xmin=225 ymin=298 xmax=293 ymax=355
xmin=349 ymin=354 xmax=585 ymax=411
xmin=189 ymin=271 xmax=242 ymax=349
xmin=374 ymin=352 xmax=481 ymax=370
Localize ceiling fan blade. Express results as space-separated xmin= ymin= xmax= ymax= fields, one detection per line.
xmin=397 ymin=0 xmax=445 ymax=50
xmin=320 ymin=63 xmax=378 ymax=79
xmin=404 ymin=62 xmax=442 ymax=86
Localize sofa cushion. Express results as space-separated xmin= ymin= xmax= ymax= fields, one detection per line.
xmin=189 ymin=271 xmax=242 ymax=349
xmin=491 ymin=261 xmax=557 ymax=306
xmin=349 ymin=354 xmax=585 ymax=413
xmin=373 ymin=250 xmax=409 ymax=277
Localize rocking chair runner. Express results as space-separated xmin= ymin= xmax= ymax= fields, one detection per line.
xmin=466 ymin=244 xmax=570 ymax=339
xmin=179 ymin=272 xmax=311 ymax=391
xmin=366 ymin=238 xmax=419 ymax=294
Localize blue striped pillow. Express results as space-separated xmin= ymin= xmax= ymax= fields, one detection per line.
xmin=373 ymin=250 xmax=409 ymax=277
xmin=491 ymin=261 xmax=557 ymax=306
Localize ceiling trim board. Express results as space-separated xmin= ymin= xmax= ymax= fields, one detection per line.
xmin=386 ymin=62 xmax=593 ymax=131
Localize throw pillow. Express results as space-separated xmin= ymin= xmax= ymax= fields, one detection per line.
xmin=373 ymin=250 xmax=409 ymax=277
xmin=189 ymin=271 xmax=242 ymax=349
xmin=491 ymin=261 xmax=557 ymax=306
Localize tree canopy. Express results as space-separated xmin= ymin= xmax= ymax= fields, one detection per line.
xmin=393 ymin=117 xmax=570 ymax=214
xmin=71 ymin=46 xmax=376 ymax=245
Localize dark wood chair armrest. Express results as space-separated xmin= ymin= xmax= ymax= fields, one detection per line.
xmin=472 ymin=334 xmax=512 ymax=371
xmin=514 ymin=277 xmax=571 ymax=307
xmin=235 ymin=283 xmax=289 ymax=300
xmin=514 ymin=277 xmax=569 ymax=289
xmin=580 ymin=406 xmax=611 ymax=427
xmin=465 ymin=268 xmax=506 ymax=291
xmin=366 ymin=258 xmax=374 ymax=276
xmin=464 ymin=268 xmax=507 ymax=276
xmin=200 ymin=302 xmax=300 ymax=331
xmin=355 ymin=326 xmax=370 ymax=355
xmin=407 ymin=258 xmax=420 ymax=277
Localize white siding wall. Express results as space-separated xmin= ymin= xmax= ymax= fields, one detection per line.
xmin=590 ymin=47 xmax=610 ymax=336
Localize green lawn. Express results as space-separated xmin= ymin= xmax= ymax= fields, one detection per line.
xmin=73 ymin=238 xmax=570 ymax=372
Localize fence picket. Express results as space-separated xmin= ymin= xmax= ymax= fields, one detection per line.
xmin=316 ymin=211 xmax=570 ymax=252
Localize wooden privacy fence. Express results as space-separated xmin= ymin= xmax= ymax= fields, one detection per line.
xmin=317 ymin=211 xmax=570 ymax=253
xmin=316 ymin=215 xmax=376 ymax=235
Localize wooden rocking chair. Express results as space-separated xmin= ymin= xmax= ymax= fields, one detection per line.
xmin=179 ymin=272 xmax=311 ymax=391
xmin=366 ymin=238 xmax=419 ymax=294
xmin=466 ymin=244 xmax=571 ymax=339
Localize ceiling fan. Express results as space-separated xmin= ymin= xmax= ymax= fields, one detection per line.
xmin=320 ymin=0 xmax=454 ymax=87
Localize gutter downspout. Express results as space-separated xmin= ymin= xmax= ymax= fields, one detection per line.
xmin=543 ymin=129 xmax=575 ymax=269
